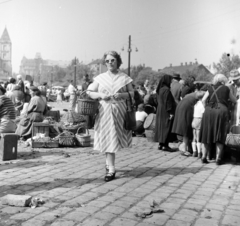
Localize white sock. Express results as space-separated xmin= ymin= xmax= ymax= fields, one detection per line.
xmin=109 ymin=165 xmax=115 ymax=173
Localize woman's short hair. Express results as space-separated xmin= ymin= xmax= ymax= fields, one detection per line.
xmin=9 ymin=78 xmax=16 ymax=84
xmin=212 ymin=74 xmax=228 ymax=85
xmin=102 ymin=51 xmax=122 ymax=69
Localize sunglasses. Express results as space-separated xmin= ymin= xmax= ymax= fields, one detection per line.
xmin=105 ymin=59 xmax=116 ymax=64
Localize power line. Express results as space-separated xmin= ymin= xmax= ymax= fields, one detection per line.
xmin=0 ymin=0 xmax=13 ymax=5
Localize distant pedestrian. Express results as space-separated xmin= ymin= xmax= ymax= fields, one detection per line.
xmin=170 ymin=73 xmax=182 ymax=104
xmin=68 ymin=80 xmax=77 ymax=110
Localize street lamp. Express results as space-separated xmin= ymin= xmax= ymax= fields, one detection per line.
xmin=121 ymin=35 xmax=138 ymax=77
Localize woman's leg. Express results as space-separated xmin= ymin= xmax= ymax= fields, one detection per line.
xmin=192 ymin=129 xmax=197 ymax=157
xmin=105 ymin=152 xmax=116 ymax=182
xmin=202 ymin=143 xmax=210 ymax=163
xmin=196 ymin=129 xmax=202 ymax=157
xmin=216 ymin=142 xmax=224 ymax=165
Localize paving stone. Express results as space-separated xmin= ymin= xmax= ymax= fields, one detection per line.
xmin=194 ymin=218 xmax=219 ymax=226
xmin=21 ymin=219 xmax=47 ymax=226
xmin=0 ymin=206 xmax=25 ymax=214
xmin=165 ymin=220 xmax=191 ymax=226
xmin=221 ymin=214 xmax=240 ymax=226
xmin=102 ymin=205 xmax=125 ymax=214
xmin=109 ymin=217 xmax=138 ymax=226
xmin=172 ymin=213 xmax=196 ymax=223
xmin=94 ymin=210 xmax=117 ymax=221
xmin=142 ymin=213 xmax=169 ymax=225
xmin=10 ymin=212 xmax=36 ymax=221
xmin=63 ymin=211 xmax=89 ymax=222
xmin=50 ymin=219 xmax=76 ymax=226
xmin=200 ymin=209 xmax=222 ymax=220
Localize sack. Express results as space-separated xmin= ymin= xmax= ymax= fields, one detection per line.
xmin=225 ymin=125 xmax=240 ymax=148
xmin=124 ymin=91 xmax=136 ymax=131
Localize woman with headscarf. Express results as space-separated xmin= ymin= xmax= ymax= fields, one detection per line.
xmin=154 ymin=74 xmax=176 ymax=151
xmin=15 ymin=86 xmax=46 ymax=140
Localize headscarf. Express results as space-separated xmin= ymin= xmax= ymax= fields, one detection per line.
xmin=156 ymin=74 xmax=172 ymax=93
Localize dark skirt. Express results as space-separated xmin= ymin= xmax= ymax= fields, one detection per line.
xmin=15 ymin=112 xmax=44 ymax=138
xmin=172 ymin=102 xmax=194 ymax=139
xmin=199 ymin=103 xmax=229 ymax=144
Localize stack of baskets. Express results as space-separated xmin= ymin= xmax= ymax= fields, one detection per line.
xmin=143 ymin=113 xmax=156 ymax=142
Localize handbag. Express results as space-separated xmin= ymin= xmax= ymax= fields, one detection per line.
xmin=124 ymin=89 xmax=136 ymax=131
xmin=225 ymin=125 xmax=240 ymax=148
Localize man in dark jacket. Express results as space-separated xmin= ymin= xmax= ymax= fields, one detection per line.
xmin=170 ymin=73 xmax=182 ymax=104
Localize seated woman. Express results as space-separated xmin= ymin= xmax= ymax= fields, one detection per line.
xmin=16 ymin=86 xmax=46 ymax=140
xmin=0 ymin=85 xmax=17 ymax=133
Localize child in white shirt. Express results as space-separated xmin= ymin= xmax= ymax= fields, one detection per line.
xmin=133 ymin=104 xmax=148 ymax=136
xmin=191 ymin=98 xmax=205 ymax=157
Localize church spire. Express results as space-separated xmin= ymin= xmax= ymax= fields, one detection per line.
xmin=0 ymin=27 xmax=11 ymax=43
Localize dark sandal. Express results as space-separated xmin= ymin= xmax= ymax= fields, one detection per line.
xmin=105 ymin=172 xmax=116 ymax=182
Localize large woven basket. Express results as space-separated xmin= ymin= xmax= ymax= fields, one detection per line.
xmin=75 ymin=127 xmax=91 ymax=147
xmin=145 ymin=130 xmax=155 ymax=142
xmin=77 ymin=90 xmax=98 ymax=116
xmin=144 ymin=113 xmax=156 ymax=130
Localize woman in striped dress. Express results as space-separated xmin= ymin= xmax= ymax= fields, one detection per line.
xmin=87 ymin=51 xmax=134 ymax=182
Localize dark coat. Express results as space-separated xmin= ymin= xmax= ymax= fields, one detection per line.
xmin=154 ymin=75 xmax=175 ymax=143
xmin=171 ymin=80 xmax=182 ymax=104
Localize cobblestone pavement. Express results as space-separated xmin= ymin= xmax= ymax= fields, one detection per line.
xmin=0 ymin=135 xmax=240 ymax=226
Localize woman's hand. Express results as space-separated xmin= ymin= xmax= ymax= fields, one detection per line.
xmin=101 ymin=93 xmax=111 ymax=100
xmin=113 ymin=93 xmax=122 ymax=99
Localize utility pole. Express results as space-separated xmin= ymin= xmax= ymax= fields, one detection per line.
xmin=74 ymin=57 xmax=77 ymax=87
xmin=51 ymin=66 xmax=53 ymax=88
xmin=128 ymin=35 xmax=131 ymax=77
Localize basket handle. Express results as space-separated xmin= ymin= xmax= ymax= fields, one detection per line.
xmin=58 ymin=131 xmax=74 ymax=137
xmin=79 ymin=90 xmax=95 ymax=98
xmin=229 ymin=125 xmax=240 ymax=134
xmin=76 ymin=127 xmax=89 ymax=135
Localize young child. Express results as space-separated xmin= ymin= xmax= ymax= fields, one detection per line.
xmin=191 ymin=96 xmax=205 ymax=157
xmin=133 ymin=104 xmax=148 ymax=136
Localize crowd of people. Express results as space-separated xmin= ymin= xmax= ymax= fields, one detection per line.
xmin=133 ymin=70 xmax=240 ymax=166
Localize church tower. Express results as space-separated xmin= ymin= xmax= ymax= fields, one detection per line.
xmin=0 ymin=27 xmax=12 ymax=76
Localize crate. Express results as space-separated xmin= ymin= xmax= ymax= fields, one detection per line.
xmin=32 ymin=123 xmax=50 ymax=137
xmin=32 ymin=140 xmax=59 ymax=148
xmin=0 ymin=133 xmax=18 ymax=161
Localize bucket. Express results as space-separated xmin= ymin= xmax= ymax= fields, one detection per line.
xmin=145 ymin=130 xmax=155 ymax=142
xmin=144 ymin=113 xmax=156 ymax=130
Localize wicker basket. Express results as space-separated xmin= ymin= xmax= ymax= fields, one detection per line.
xmin=57 ymin=131 xmax=76 ymax=147
xmin=75 ymin=127 xmax=91 ymax=147
xmin=145 ymin=130 xmax=155 ymax=142
xmin=63 ymin=122 xmax=87 ymax=134
xmin=225 ymin=125 xmax=240 ymax=148
xmin=144 ymin=114 xmax=156 ymax=130
xmin=77 ymin=90 xmax=99 ymax=116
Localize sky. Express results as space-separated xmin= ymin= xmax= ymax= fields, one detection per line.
xmin=1 ymin=0 xmax=240 ymax=73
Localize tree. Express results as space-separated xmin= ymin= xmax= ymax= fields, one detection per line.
xmin=213 ymin=53 xmax=240 ymax=77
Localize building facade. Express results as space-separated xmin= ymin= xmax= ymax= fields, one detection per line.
xmin=0 ymin=27 xmax=12 ymax=79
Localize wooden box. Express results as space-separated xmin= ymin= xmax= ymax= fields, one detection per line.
xmin=32 ymin=123 xmax=50 ymax=137
xmin=0 ymin=133 xmax=18 ymax=161
xmin=32 ymin=140 xmax=59 ymax=148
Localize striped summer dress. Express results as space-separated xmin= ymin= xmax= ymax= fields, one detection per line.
xmin=0 ymin=95 xmax=16 ymax=120
xmin=94 ymin=71 xmax=132 ymax=153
